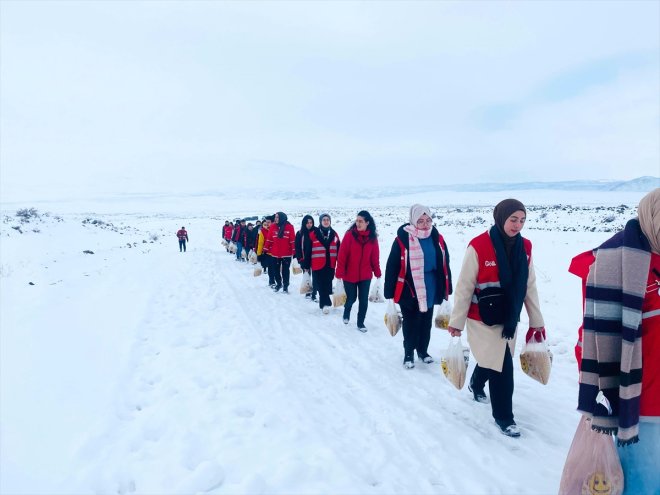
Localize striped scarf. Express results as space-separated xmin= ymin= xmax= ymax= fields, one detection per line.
xmin=578 ymin=219 xmax=651 ymax=446
xmin=403 ymin=225 xmax=431 ymax=312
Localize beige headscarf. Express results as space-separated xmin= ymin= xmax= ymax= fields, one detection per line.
xmin=638 ymin=188 xmax=660 ymax=254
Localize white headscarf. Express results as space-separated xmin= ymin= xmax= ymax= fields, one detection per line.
xmin=409 ymin=204 xmax=432 ymax=226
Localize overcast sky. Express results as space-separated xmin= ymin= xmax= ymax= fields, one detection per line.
xmin=1 ymin=1 xmax=659 ymax=199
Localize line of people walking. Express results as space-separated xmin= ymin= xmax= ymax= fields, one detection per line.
xmin=214 ymin=189 xmax=659 ymax=470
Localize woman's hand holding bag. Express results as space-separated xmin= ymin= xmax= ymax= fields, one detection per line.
xmin=384 ymin=300 xmax=402 ymax=336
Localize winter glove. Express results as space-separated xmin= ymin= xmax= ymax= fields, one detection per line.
xmin=525 ymin=327 xmax=546 ymax=343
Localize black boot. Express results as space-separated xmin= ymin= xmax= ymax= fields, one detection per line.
xmin=468 ymin=374 xmax=489 ymax=404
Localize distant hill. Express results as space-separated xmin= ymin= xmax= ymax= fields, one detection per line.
xmin=608 ymin=176 xmax=660 ymax=192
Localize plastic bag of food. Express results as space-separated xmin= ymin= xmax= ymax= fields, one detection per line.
xmin=384 ymin=300 xmax=402 ymax=336
xmin=520 ymin=328 xmax=552 ymax=385
xmin=332 ymin=279 xmax=347 ymax=307
xmin=292 ymin=258 xmax=303 ymax=275
xmin=434 ymin=299 xmax=453 ymax=329
xmin=558 ymin=416 xmax=623 ymax=495
xmin=299 ymin=271 xmax=312 ymax=294
xmin=441 ymin=337 xmax=469 ymax=390
xmin=253 ymin=267 xmax=262 ymax=277
xmin=368 ymin=278 xmax=385 ymax=303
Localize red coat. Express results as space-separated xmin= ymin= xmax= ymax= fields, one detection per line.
xmin=568 ymin=250 xmax=596 ymax=371
xmin=177 ymin=229 xmax=188 ymax=241
xmin=641 ymin=253 xmax=660 ymax=416
xmin=467 ymin=231 xmax=532 ymax=323
xmin=223 ymin=225 xmax=233 ymax=240
xmin=335 ymin=228 xmax=381 ymax=283
xmin=264 ymin=222 xmax=295 ymax=258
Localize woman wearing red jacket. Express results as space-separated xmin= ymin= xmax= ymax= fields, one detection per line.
xmin=335 ymin=210 xmax=382 ymax=332
xmin=263 ymin=211 xmax=295 ymax=293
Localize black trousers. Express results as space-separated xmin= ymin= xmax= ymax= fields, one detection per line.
xmin=313 ymin=266 xmax=335 ymax=309
xmin=179 ymin=239 xmax=186 ymax=252
xmin=343 ymin=279 xmax=371 ymax=327
xmin=273 ymin=257 xmax=292 ymax=289
xmin=400 ymin=305 xmax=434 ymax=360
xmin=470 ymin=345 xmax=514 ymax=425
xmin=266 ymin=256 xmax=275 ymax=285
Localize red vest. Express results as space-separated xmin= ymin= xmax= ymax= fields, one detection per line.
xmin=466 ymin=231 xmax=532 ymax=322
xmin=393 ymin=234 xmax=449 ymax=304
xmin=309 ymin=230 xmax=339 ymax=270
xmin=640 ymin=253 xmax=659 ymax=416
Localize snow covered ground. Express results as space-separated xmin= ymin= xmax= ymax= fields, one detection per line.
xmin=0 ymin=190 xmax=649 ymax=494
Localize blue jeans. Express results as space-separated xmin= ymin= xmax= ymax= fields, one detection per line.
xmin=236 ymin=242 xmax=243 ymax=260
xmin=618 ymin=421 xmax=660 ymax=494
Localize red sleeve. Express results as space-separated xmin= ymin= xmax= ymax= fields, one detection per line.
xmin=568 ymin=250 xmax=594 ymax=373
xmin=264 ymin=227 xmax=273 ymax=253
xmin=335 ymin=233 xmax=349 ymax=279
xmin=289 ymin=225 xmax=295 ymax=253
xmin=372 ymin=239 xmax=382 ymax=278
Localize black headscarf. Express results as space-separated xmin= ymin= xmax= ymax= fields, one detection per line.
xmin=493 ymin=199 xmax=526 ymax=259
xmin=276 ymin=211 xmax=288 ymax=238
xmin=491 ymin=199 xmax=529 ymax=339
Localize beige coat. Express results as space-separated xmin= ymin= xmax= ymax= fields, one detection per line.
xmin=448 ymin=245 xmax=545 ymax=372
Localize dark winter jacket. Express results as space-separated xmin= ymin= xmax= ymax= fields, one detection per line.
xmin=384 ymin=224 xmax=453 ymax=311
xmin=245 ymin=228 xmax=257 ymax=251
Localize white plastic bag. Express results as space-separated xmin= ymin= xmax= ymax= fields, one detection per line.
xmin=221 ymin=239 xmax=228 ymax=247
xmin=368 ymin=278 xmax=385 ymax=303
xmin=292 ymin=258 xmax=303 ymax=275
xmin=332 ymin=279 xmax=347 ymax=307
xmin=434 ymin=299 xmax=453 ymax=329
xmin=253 ymin=267 xmax=262 ymax=277
xmin=441 ymin=337 xmax=469 ymax=390
xmin=299 ymin=271 xmax=312 ymax=294
xmin=249 ymin=250 xmax=258 ymax=264
xmin=558 ymin=416 xmax=623 ymax=495
xmin=384 ymin=300 xmax=402 ymax=336
xmin=229 ymin=242 xmax=237 ymax=254
xmin=520 ymin=329 xmax=553 ymax=385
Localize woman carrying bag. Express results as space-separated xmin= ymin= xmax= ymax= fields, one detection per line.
xmin=384 ymin=204 xmax=452 ymax=369
xmin=335 ymin=210 xmax=382 ymax=332
xmin=304 ymin=213 xmax=341 ymax=314
xmin=296 ymin=215 xmax=318 ymax=301
xmin=576 ymin=188 xmax=660 ymax=493
xmin=447 ymin=198 xmax=545 ymax=438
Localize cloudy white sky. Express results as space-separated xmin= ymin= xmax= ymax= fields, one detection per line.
xmin=1 ymin=1 xmax=659 ymax=199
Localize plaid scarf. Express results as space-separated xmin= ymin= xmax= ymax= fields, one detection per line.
xmin=578 ymin=219 xmax=651 ymax=446
xmin=403 ymin=225 xmax=432 ymax=312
